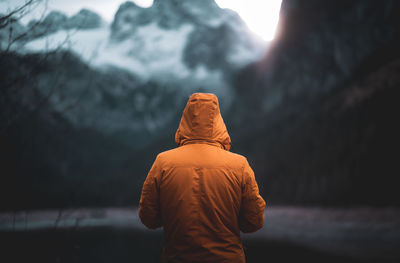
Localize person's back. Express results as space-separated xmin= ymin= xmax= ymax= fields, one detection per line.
xmin=139 ymin=93 xmax=266 ymax=263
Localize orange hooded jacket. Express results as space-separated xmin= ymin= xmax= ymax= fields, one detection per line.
xmin=139 ymin=93 xmax=266 ymax=263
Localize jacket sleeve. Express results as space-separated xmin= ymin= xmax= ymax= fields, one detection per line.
xmin=239 ymin=159 xmax=266 ymax=233
xmin=138 ymin=155 xmax=163 ymax=229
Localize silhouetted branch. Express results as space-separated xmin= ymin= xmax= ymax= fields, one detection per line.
xmin=2 ymin=0 xmax=49 ymax=52
xmin=0 ymin=0 xmax=37 ymax=29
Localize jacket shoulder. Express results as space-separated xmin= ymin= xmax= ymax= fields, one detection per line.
xmin=156 ymin=147 xmax=179 ymax=158
xmin=154 ymin=147 xmax=180 ymax=163
xmin=224 ymin=150 xmax=247 ymax=163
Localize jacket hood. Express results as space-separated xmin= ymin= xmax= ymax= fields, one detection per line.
xmin=175 ymin=93 xmax=231 ymax=151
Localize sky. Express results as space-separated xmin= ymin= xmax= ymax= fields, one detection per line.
xmin=0 ymin=0 xmax=281 ymax=40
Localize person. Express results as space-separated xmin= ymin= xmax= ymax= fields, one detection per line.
xmin=139 ymin=92 xmax=266 ymax=263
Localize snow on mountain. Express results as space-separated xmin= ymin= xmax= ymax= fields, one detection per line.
xmin=106 ymin=22 xmax=194 ymax=79
xmin=19 ymin=1 xmax=268 ymax=139
xmin=24 ymin=23 xmax=207 ymax=81
xmin=24 ymin=1 xmax=266 ymax=83
xmin=25 ymin=27 xmax=109 ymax=61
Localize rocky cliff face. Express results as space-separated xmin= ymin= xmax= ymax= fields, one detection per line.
xmin=230 ymin=0 xmax=400 ymax=205
xmin=234 ymin=0 xmax=398 ymax=118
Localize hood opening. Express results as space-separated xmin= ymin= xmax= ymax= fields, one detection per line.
xmin=175 ymin=93 xmax=231 ymax=151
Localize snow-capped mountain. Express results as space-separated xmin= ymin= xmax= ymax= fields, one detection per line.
xmin=109 ymin=0 xmax=267 ymax=75
xmin=25 ymin=1 xmax=267 ymax=84
xmin=17 ymin=0 xmax=268 ymax=145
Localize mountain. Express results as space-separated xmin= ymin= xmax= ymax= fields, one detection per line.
xmin=111 ymin=0 xmax=245 ymax=36
xmin=110 ymin=0 xmax=265 ymax=71
xmin=23 ymin=0 xmax=267 ymax=88
xmin=23 ymin=9 xmax=104 ymax=39
xmin=29 ymin=11 xmax=68 ymax=36
xmin=21 ymin=0 xmax=267 ymax=137
xmin=64 ymin=9 xmax=104 ymax=30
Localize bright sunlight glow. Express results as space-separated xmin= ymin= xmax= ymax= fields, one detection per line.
xmin=215 ymin=0 xmax=282 ymax=41
xmin=132 ymin=0 xmax=154 ymax=8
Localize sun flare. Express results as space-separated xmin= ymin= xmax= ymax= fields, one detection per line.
xmin=215 ymin=0 xmax=282 ymax=41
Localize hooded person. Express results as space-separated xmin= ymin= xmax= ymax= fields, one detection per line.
xmin=139 ymin=93 xmax=266 ymax=263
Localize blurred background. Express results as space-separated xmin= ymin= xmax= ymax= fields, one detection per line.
xmin=0 ymin=0 xmax=399 ymax=262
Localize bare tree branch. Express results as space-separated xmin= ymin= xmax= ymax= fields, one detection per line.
xmin=2 ymin=0 xmax=48 ymax=52
xmin=0 ymin=0 xmax=38 ymax=29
